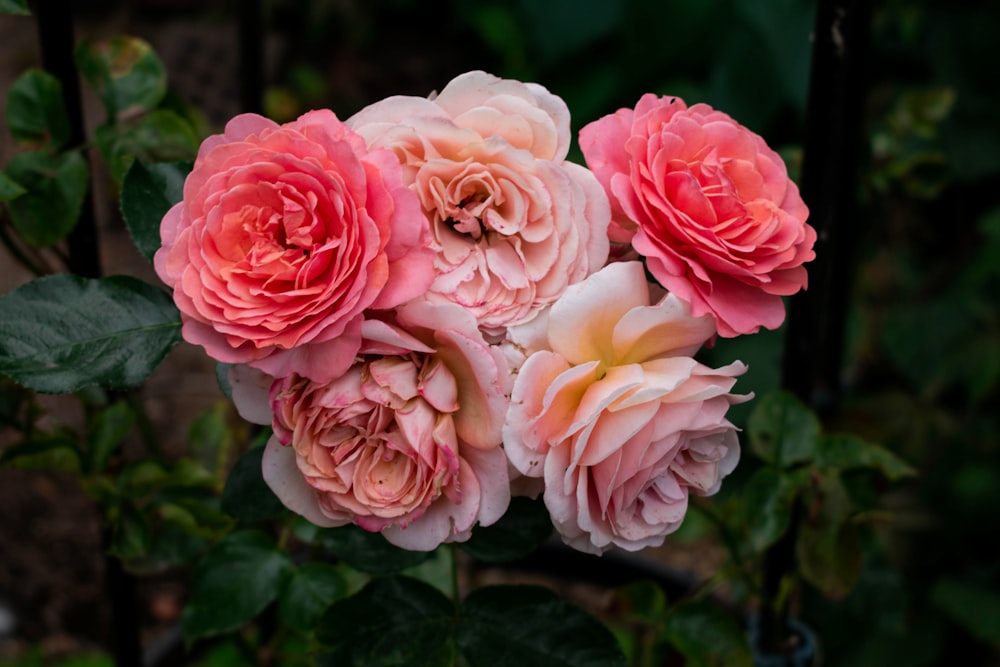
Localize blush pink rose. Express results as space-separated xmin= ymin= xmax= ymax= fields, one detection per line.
xmin=503 ymin=261 xmax=749 ymax=554
xmin=154 ymin=110 xmax=434 ymax=383
xmin=347 ymin=71 xmax=610 ymax=335
xmin=253 ymin=300 xmax=510 ymax=550
xmin=579 ymin=94 xmax=816 ymax=337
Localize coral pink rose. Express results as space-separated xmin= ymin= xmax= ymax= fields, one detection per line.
xmin=580 ymin=94 xmax=816 ymax=337
xmin=347 ymin=71 xmax=610 ymax=335
xmin=250 ymin=300 xmax=511 ymax=550
xmin=154 ymin=110 xmax=434 ymax=383
xmin=503 ymin=261 xmax=749 ymax=554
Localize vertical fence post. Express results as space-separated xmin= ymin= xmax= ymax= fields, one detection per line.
xmin=782 ymin=0 xmax=872 ymax=412
xmin=238 ymin=0 xmax=264 ymax=115
xmin=32 ymin=0 xmax=101 ymax=279
xmin=33 ymin=4 xmax=143 ymax=666
xmin=757 ymin=0 xmax=873 ymax=661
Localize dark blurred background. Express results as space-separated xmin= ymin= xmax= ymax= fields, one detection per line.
xmin=1 ymin=0 xmax=998 ymax=665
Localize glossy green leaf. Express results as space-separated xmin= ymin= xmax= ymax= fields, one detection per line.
xmin=459 ymin=496 xmax=553 ymax=562
xmin=221 ymin=446 xmax=287 ymax=523
xmin=120 ymin=160 xmax=192 ymax=262
xmin=815 ymin=434 xmax=916 ymax=481
xmin=280 ymin=562 xmax=348 ymax=630
xmin=747 ymin=391 xmax=821 ymax=467
xmin=74 ymin=36 xmax=166 ymax=119
xmin=796 ymin=473 xmax=862 ymax=598
xmin=457 ymin=585 xmax=627 ymax=667
xmin=319 ymin=525 xmax=433 ymax=574
xmin=5 ymin=150 xmax=88 ymax=248
xmin=6 ymin=69 xmax=70 ymax=149
xmin=0 ymin=274 xmax=181 ymax=393
xmin=87 ymin=401 xmax=135 ymax=472
xmin=661 ymin=600 xmax=753 ymax=667
xmin=181 ymin=530 xmax=293 ymax=640
xmin=96 ymin=111 xmax=198 ymax=186
xmin=0 ymin=0 xmax=30 ymax=14
xmin=739 ymin=466 xmax=809 ymax=552
xmin=0 ymin=172 xmax=26 ymax=202
xmin=316 ymin=575 xmax=455 ymax=667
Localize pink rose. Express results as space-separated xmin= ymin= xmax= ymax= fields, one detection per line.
xmin=154 ymin=110 xmax=434 ymax=383
xmin=503 ymin=261 xmax=749 ymax=554
xmin=348 ymin=71 xmax=610 ymax=335
xmin=250 ymin=300 xmax=511 ymax=550
xmin=580 ymin=94 xmax=816 ymax=337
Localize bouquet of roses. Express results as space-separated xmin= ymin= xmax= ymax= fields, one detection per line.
xmin=154 ymin=70 xmax=815 ymax=556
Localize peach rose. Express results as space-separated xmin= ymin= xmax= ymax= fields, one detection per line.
xmin=503 ymin=262 xmax=749 ymax=554
xmin=154 ymin=110 xmax=434 ymax=383
xmin=580 ymin=95 xmax=816 ymax=337
xmin=248 ymin=300 xmax=510 ymax=550
xmin=347 ymin=71 xmax=610 ymax=335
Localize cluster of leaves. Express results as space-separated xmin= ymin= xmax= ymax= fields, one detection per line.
xmin=0 ymin=35 xmax=198 ymax=263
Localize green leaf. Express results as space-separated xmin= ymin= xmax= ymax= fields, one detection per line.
xmin=319 ymin=525 xmax=433 ymax=574
xmin=5 ymin=150 xmax=88 ymax=248
xmin=457 ymin=585 xmax=627 ymax=667
xmin=661 ymin=600 xmax=753 ymax=667
xmin=0 ymin=0 xmax=30 ymax=14
xmin=929 ymin=578 xmax=1000 ymax=649
xmin=96 ymin=111 xmax=198 ymax=186
xmin=0 ymin=433 xmax=81 ymax=472
xmin=739 ymin=466 xmax=808 ymax=552
xmin=815 ymin=434 xmax=917 ymax=481
xmin=316 ymin=575 xmax=455 ymax=667
xmin=0 ymin=171 xmax=26 ymax=203
xmin=615 ymin=580 xmax=667 ymax=624
xmin=796 ymin=473 xmax=862 ymax=598
xmin=74 ymin=36 xmax=166 ymax=119
xmin=6 ymin=69 xmax=70 ymax=149
xmin=459 ymin=496 xmax=553 ymax=562
xmin=0 ymin=274 xmax=182 ymax=393
xmin=120 ymin=160 xmax=192 ymax=262
xmin=747 ymin=391 xmax=821 ymax=467
xmin=221 ymin=446 xmax=287 ymax=523
xmin=146 ymin=522 xmax=210 ymax=568
xmin=280 ymin=562 xmax=348 ymax=630
xmin=87 ymin=401 xmax=135 ymax=472
xmin=181 ymin=529 xmax=293 ymax=641
xmin=108 ymin=502 xmax=152 ymax=560
xmin=186 ymin=402 xmax=233 ymax=469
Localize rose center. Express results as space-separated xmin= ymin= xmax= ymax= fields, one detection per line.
xmin=444 ymin=195 xmax=488 ymax=240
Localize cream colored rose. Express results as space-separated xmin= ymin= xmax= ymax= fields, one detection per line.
xmin=348 ymin=71 xmax=610 ymax=335
xmin=503 ymin=262 xmax=749 ymax=554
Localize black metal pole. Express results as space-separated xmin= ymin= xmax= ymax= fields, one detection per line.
xmin=238 ymin=0 xmax=264 ymax=115
xmin=34 ymin=4 xmax=142 ymax=664
xmin=32 ymin=0 xmax=102 ymax=279
xmin=760 ymin=0 xmax=872 ymax=660
xmin=781 ymin=0 xmax=872 ymax=412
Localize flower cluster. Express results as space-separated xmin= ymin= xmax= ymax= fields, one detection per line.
xmin=156 ymin=71 xmax=815 ymax=554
